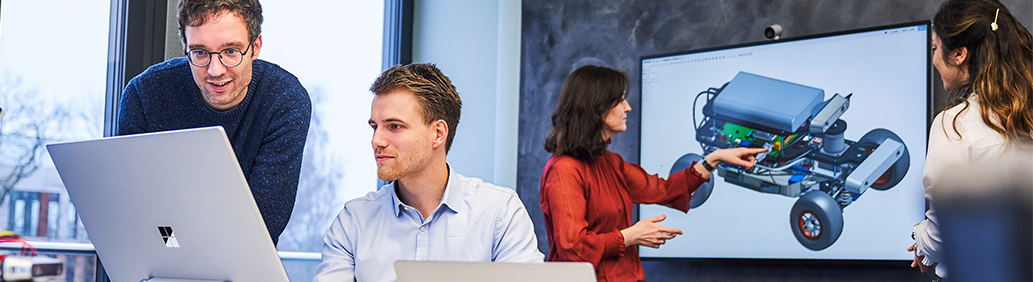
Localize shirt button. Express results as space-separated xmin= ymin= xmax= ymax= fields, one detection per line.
xmin=419 ymin=226 xmax=426 ymax=232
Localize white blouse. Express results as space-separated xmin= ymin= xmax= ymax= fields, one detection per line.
xmin=915 ymin=95 xmax=1013 ymax=277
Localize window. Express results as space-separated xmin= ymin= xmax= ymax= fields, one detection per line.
xmin=4 ymin=0 xmax=393 ymax=281
xmin=259 ymin=1 xmax=385 ymax=254
xmin=0 ymin=0 xmax=110 ymax=280
xmin=6 ymin=191 xmax=63 ymax=238
xmin=257 ymin=2 xmax=386 ymax=280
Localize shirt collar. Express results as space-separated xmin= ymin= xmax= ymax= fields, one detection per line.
xmin=390 ymin=182 xmax=404 ymax=217
xmin=390 ymin=163 xmax=463 ymax=217
xmin=440 ymin=164 xmax=463 ymax=214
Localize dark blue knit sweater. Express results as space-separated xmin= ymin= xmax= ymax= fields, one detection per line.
xmin=117 ymin=57 xmax=311 ymax=245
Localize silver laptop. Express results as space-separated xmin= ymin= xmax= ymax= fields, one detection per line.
xmin=394 ymin=261 xmax=596 ymax=282
xmin=47 ymin=126 xmax=288 ymax=282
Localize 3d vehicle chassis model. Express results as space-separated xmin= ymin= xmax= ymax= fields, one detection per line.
xmin=669 ymin=72 xmax=910 ymax=251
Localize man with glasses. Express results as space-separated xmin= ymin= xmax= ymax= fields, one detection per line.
xmin=117 ymin=0 xmax=310 ymax=246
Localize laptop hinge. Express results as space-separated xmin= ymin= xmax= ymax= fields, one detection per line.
xmin=141 ymin=278 xmax=227 ymax=282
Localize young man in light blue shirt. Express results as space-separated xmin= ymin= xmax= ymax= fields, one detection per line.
xmin=312 ymin=63 xmax=543 ymax=282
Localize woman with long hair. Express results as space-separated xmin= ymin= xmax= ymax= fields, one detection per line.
xmin=909 ymin=0 xmax=1033 ymax=278
xmin=540 ymin=65 xmax=766 ymax=281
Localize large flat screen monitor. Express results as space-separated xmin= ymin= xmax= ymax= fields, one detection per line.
xmin=638 ymin=22 xmax=930 ymax=260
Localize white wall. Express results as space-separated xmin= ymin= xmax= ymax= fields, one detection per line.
xmin=412 ymin=0 xmax=521 ymax=190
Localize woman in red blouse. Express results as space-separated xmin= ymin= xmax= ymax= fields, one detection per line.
xmin=540 ymin=65 xmax=766 ymax=282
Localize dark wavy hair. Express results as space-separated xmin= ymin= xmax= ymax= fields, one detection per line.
xmin=934 ymin=0 xmax=1033 ymax=144
xmin=178 ymin=0 xmax=263 ymax=46
xmin=370 ymin=63 xmax=462 ymax=153
xmin=544 ymin=65 xmax=629 ymax=162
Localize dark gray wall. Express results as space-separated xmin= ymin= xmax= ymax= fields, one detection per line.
xmin=517 ymin=1 xmax=1032 ymax=281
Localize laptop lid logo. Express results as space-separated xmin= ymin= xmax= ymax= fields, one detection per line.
xmin=158 ymin=226 xmax=180 ymax=248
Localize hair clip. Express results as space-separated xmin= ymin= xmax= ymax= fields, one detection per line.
xmin=991 ymin=8 xmax=1000 ymax=31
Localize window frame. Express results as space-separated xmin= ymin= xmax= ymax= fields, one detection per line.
xmin=105 ymin=0 xmax=169 ymax=137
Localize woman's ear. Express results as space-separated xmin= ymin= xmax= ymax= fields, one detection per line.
xmin=949 ymin=46 xmax=969 ymax=66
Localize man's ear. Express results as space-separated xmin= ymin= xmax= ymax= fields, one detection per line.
xmin=251 ymin=34 xmax=263 ymax=58
xmin=432 ymin=119 xmax=448 ymax=149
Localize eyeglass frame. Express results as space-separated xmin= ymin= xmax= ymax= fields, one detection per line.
xmin=184 ymin=38 xmax=257 ymax=68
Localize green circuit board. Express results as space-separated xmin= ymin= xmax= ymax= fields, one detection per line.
xmin=720 ymin=122 xmax=797 ymax=157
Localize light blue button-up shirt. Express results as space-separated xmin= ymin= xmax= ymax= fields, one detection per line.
xmin=312 ymin=166 xmax=544 ymax=282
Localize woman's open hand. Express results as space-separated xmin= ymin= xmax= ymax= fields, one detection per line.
xmin=621 ymin=215 xmax=683 ymax=248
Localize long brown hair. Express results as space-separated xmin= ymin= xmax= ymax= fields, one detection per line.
xmin=544 ymin=65 xmax=629 ymax=162
xmin=934 ymin=0 xmax=1033 ymax=144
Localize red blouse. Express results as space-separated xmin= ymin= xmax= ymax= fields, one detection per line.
xmin=540 ymin=150 xmax=706 ymax=282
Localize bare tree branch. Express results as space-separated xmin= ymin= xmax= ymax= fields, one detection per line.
xmin=279 ymin=87 xmax=349 ymax=252
xmin=0 ymin=72 xmax=77 ymax=210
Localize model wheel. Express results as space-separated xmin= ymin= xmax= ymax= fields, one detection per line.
xmin=670 ymin=153 xmax=713 ymax=209
xmin=856 ymin=128 xmax=910 ymax=190
xmin=790 ymin=191 xmax=844 ymax=251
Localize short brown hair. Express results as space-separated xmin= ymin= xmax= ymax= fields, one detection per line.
xmin=370 ymin=63 xmax=463 ymax=153
xmin=178 ymin=0 xmax=263 ymax=46
xmin=544 ymin=65 xmax=629 ymax=162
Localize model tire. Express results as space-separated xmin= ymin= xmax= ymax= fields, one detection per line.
xmin=857 ymin=128 xmax=910 ymax=190
xmin=671 ymin=153 xmax=713 ymax=209
xmin=790 ymin=191 xmax=844 ymax=251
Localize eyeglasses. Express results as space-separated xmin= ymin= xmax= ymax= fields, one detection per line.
xmin=185 ymin=39 xmax=255 ymax=68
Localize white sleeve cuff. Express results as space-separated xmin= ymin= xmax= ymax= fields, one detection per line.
xmin=912 ymin=220 xmax=943 ymax=266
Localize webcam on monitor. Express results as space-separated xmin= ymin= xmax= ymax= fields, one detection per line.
xmin=764 ymin=24 xmax=783 ymax=40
